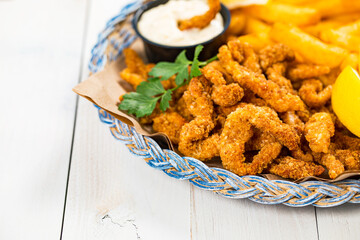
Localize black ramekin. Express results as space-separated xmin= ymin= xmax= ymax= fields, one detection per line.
xmin=132 ymin=0 xmax=231 ymax=62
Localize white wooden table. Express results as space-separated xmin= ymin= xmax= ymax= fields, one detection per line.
xmin=1 ymin=0 xmax=359 ymax=239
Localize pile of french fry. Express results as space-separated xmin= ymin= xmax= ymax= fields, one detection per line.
xmin=225 ymin=0 xmax=360 ymax=78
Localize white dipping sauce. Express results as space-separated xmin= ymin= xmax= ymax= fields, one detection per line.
xmin=138 ymin=0 xmax=224 ymax=46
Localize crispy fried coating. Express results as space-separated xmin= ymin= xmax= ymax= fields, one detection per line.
xmin=258 ymin=43 xmax=295 ymax=70
xmin=203 ymin=61 xmax=233 ymax=83
xmin=266 ymin=63 xmax=293 ymax=92
xmin=280 ymin=111 xmax=304 ymax=136
xmin=333 ymin=132 xmax=360 ymax=150
xmin=269 ymin=157 xmax=325 ymax=180
xmin=218 ymin=41 xmax=305 ymax=112
xmin=202 ymin=63 xmax=245 ymax=107
xmin=178 ymin=117 xmax=219 ymax=160
xmin=175 ymin=95 xmax=193 ymax=121
xmin=178 ymin=0 xmax=221 ymax=30
xmin=120 ymin=69 xmax=146 ymax=89
xmin=246 ymin=129 xmax=277 ymax=151
xmin=299 ymin=79 xmax=332 ymax=108
xmin=202 ymin=62 xmax=227 ymax=86
xmin=241 ymin=105 xmax=300 ymax=150
xmin=228 ymin=41 xmax=262 ymax=73
xmin=335 ymin=150 xmax=360 ymax=171
xmin=317 ymin=154 xmax=345 ymax=179
xmin=304 ymin=113 xmax=335 ymax=153
xmin=153 ymin=112 xmax=187 ymax=144
xmin=178 ymin=76 xmax=219 ymax=160
xmin=220 ymin=106 xmax=283 ymax=175
xmin=211 ymin=83 xmax=244 ymax=107
xmin=119 ymin=49 xmax=150 ymax=89
xmin=287 ymin=63 xmax=330 ymax=81
xmin=123 ymin=48 xmax=148 ymax=79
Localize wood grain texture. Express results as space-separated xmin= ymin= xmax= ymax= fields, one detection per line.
xmin=190 ymin=186 xmax=318 ymax=240
xmin=316 ymin=205 xmax=360 ymax=240
xmin=62 ymin=0 xmax=190 ymax=239
xmin=0 ymin=0 xmax=86 ymax=239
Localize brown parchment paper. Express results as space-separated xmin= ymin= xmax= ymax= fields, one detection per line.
xmin=73 ymin=39 xmax=360 ymax=183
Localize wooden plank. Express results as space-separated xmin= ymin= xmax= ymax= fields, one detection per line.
xmin=61 ymin=0 xmax=191 ymax=239
xmin=316 ymin=205 xmax=360 ymax=240
xmin=190 ymin=185 xmax=319 ymax=240
xmin=0 ymin=0 xmax=87 ymax=239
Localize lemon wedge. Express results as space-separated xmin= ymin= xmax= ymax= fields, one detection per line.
xmin=332 ymin=66 xmax=360 ymax=137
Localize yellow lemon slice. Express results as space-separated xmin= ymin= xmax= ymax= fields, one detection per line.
xmin=332 ymin=66 xmax=360 ymax=137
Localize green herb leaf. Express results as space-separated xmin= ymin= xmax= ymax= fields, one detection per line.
xmin=174 ymin=64 xmax=189 ymax=85
xmin=160 ymin=90 xmax=172 ymax=111
xmin=190 ymin=45 xmax=203 ymax=78
xmin=136 ymin=80 xmax=165 ymax=97
xmin=148 ymin=62 xmax=182 ymax=81
xmin=119 ymin=92 xmax=159 ymax=118
xmin=175 ymin=50 xmax=190 ymax=64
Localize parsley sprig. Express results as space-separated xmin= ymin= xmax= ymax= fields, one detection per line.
xmin=119 ymin=45 xmax=217 ymax=118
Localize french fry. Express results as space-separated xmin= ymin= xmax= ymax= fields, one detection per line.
xmin=340 ymin=53 xmax=359 ymax=71
xmin=304 ymin=0 xmax=360 ymax=18
xmin=336 ymin=20 xmax=360 ymax=35
xmin=269 ymin=23 xmax=348 ymax=67
xmin=271 ymin=0 xmax=313 ymax=5
xmin=237 ymin=32 xmax=273 ymax=51
xmin=302 ymin=13 xmax=360 ymax=38
xmin=243 ymin=16 xmax=271 ymax=34
xmin=320 ymin=29 xmax=360 ymax=52
xmin=226 ymin=12 xmax=247 ymax=36
xmin=242 ymin=3 xmax=320 ymax=26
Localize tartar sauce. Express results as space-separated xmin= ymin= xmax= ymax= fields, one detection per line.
xmin=138 ymin=0 xmax=224 ymax=46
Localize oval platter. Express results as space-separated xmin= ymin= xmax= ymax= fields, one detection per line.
xmin=89 ymin=0 xmax=360 ymax=207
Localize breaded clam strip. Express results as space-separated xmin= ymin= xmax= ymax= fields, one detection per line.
xmin=220 ymin=104 xmax=300 ymax=176
xmin=304 ymin=112 xmax=335 ymax=153
xmin=218 ymin=40 xmax=305 ymax=112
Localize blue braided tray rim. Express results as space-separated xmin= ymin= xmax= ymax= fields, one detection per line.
xmin=88 ymin=0 xmax=360 ymax=207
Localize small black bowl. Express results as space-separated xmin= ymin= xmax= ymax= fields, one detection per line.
xmin=132 ymin=0 xmax=231 ymax=62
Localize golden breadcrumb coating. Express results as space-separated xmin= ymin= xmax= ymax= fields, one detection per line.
xmin=269 ymin=157 xmax=325 ymax=180
xmin=218 ymin=41 xmax=305 ymax=112
xmin=153 ymin=112 xmax=187 ymax=145
xmin=258 ymin=43 xmax=295 ymax=70
xmin=304 ymin=112 xmax=335 ymax=153
xmin=287 ymin=63 xmax=330 ymax=81
xmin=317 ymin=154 xmax=345 ymax=179
xmin=335 ymin=150 xmax=360 ymax=171
xmin=211 ymin=83 xmax=244 ymax=107
xmin=178 ymin=0 xmax=221 ymax=30
xmin=299 ymin=79 xmax=332 ymax=108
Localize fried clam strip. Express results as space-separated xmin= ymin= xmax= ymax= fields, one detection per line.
xmin=287 ymin=63 xmax=330 ymax=82
xmin=265 ymin=63 xmax=293 ymax=92
xmin=202 ymin=63 xmax=244 ymax=107
xmin=335 ymin=150 xmax=360 ymax=171
xmin=299 ymin=79 xmax=332 ymax=108
xmin=333 ymin=132 xmax=360 ymax=150
xmin=258 ymin=43 xmax=295 ymax=71
xmin=220 ymin=104 xmax=300 ymax=176
xmin=152 ymin=112 xmax=187 ymax=145
xmin=120 ymin=49 xmax=150 ymax=89
xmin=258 ymin=44 xmax=295 ymax=91
xmin=304 ymin=112 xmax=335 ymax=154
xmin=315 ymin=153 xmax=344 ymax=179
xmin=269 ymin=157 xmax=325 ymax=180
xmin=218 ymin=41 xmax=305 ymax=112
xmin=178 ymin=76 xmax=219 ymax=160
xmin=227 ymin=41 xmax=262 ymax=73
xmin=280 ymin=111 xmax=313 ymax=162
xmin=178 ymin=0 xmax=221 ymax=31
